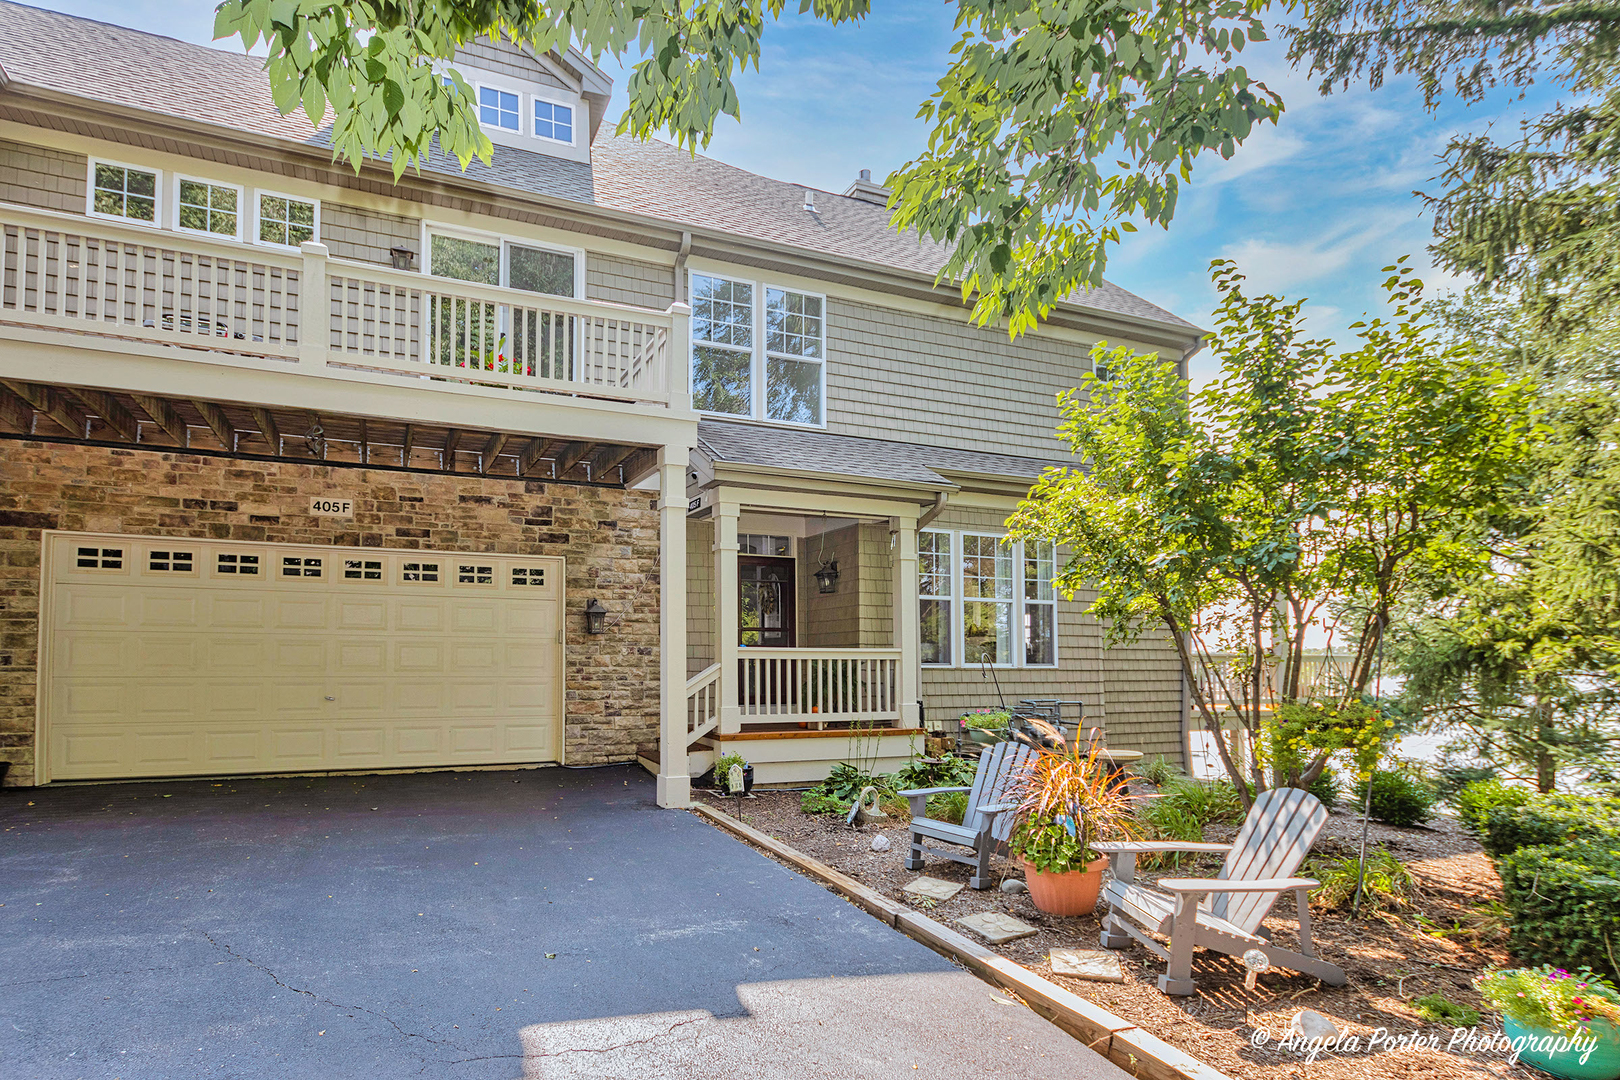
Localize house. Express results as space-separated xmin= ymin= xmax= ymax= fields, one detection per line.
xmin=0 ymin=2 xmax=1204 ymax=804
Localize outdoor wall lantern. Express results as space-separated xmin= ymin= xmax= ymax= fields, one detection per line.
xmin=584 ymin=599 xmax=609 ymax=635
xmin=814 ymin=560 xmax=841 ymax=594
xmin=390 ymin=246 xmax=417 ymax=271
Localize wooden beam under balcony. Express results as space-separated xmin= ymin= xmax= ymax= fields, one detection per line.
xmin=3 ymin=380 xmax=86 ymax=438
xmin=0 ymin=383 xmax=659 ymax=488
xmin=620 ymin=447 xmax=661 ymax=487
xmin=70 ymin=388 xmax=140 ymax=443
xmin=191 ymin=400 xmax=237 ymax=450
xmin=519 ymin=438 xmax=554 ymax=477
xmin=133 ymin=395 xmax=187 ymax=444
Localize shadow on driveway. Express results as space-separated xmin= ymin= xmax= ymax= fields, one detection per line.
xmin=1 ymin=766 xmax=1125 ymax=1079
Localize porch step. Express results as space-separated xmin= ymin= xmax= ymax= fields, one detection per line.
xmin=633 ymin=742 xmax=715 ymax=779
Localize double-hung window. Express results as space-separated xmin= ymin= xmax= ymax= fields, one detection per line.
xmin=479 ymin=87 xmax=519 ymax=131
xmin=921 ymin=529 xmax=1059 ymax=668
xmin=691 ymin=274 xmax=755 ymax=417
xmin=691 ymin=272 xmax=825 ymax=426
xmin=919 ymin=531 xmax=953 ymax=665
xmin=534 ymin=99 xmax=573 ymax=143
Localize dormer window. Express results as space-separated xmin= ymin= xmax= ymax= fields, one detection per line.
xmin=479 ymin=86 xmax=519 ymax=131
xmin=534 ymin=100 xmax=573 ymax=143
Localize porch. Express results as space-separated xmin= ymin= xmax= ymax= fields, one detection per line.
xmin=674 ymin=491 xmax=928 ymax=785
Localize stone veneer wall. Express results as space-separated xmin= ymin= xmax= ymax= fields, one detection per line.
xmin=0 ymin=440 xmax=663 ymax=785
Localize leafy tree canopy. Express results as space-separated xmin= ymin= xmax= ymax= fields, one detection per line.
xmin=1007 ymin=259 xmax=1539 ymax=802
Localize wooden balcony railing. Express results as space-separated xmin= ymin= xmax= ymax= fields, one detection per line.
xmin=0 ymin=204 xmax=681 ymax=409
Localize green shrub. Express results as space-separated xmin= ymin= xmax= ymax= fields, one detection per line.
xmin=712 ymin=752 xmax=748 ymax=792
xmin=1307 ymin=846 xmax=1414 ymax=911
xmin=800 ymin=791 xmax=851 ymax=815
xmin=814 ymin=762 xmax=896 ymax=803
xmin=961 ymin=708 xmax=1012 ymax=730
xmin=1308 ymin=766 xmax=1339 ymax=811
xmin=1154 ymin=777 xmax=1246 ymax=827
xmin=1413 ymin=992 xmax=1481 ymax=1027
xmin=1482 ymin=793 xmax=1620 ymax=857
xmin=927 ymin=791 xmax=969 ymax=824
xmin=1454 ymin=778 xmax=1530 ymax=837
xmin=1136 ymin=756 xmax=1180 ymax=786
xmin=896 ymin=756 xmax=976 ymax=792
xmin=1350 ymin=769 xmax=1438 ymax=827
xmin=1435 ymin=764 xmax=1497 ymax=805
xmin=1498 ymin=843 xmax=1620 ymax=982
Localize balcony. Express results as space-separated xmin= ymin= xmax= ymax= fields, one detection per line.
xmin=0 ymin=204 xmax=685 ymax=412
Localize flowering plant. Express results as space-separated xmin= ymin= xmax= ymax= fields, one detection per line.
xmin=1479 ymin=966 xmax=1620 ymax=1035
xmin=961 ymin=708 xmax=1013 ymax=731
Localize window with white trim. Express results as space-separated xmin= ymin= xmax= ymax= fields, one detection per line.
xmin=1024 ymin=539 xmax=1057 ymax=666
xmin=479 ymin=86 xmax=519 ymax=131
xmin=256 ymin=192 xmax=318 ymax=248
xmin=534 ymin=99 xmax=573 ymax=143
xmin=175 ymin=177 xmax=241 ymax=239
xmin=920 ymin=529 xmax=1059 ymax=668
xmin=690 ymin=272 xmax=826 ymax=426
xmin=90 ymin=161 xmax=158 ymax=224
xmin=919 ymin=531 xmax=953 ymax=665
xmin=691 ymin=273 xmax=754 ymax=417
xmin=426 ymin=228 xmax=578 ymax=297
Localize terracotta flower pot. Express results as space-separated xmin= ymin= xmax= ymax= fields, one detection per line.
xmin=1022 ymin=857 xmax=1109 ymax=917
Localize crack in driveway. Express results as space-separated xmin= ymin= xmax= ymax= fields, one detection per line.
xmin=196 ymin=929 xmax=471 ymax=1056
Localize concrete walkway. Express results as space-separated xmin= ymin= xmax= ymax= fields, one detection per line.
xmin=0 ymin=766 xmax=1129 ymax=1079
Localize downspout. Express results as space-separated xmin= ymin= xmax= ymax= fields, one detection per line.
xmin=674 ymin=230 xmax=692 ymax=305
xmin=917 ymin=490 xmax=949 ymax=530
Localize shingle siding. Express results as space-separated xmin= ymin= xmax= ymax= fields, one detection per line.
xmin=321 ymin=203 xmax=420 ymax=266
xmin=0 ymin=138 xmax=85 ymax=213
xmin=826 ymin=298 xmax=1093 ymax=458
xmin=1103 ymin=629 xmax=1187 ymax=764
xmin=456 ymin=39 xmax=569 ymax=90
xmin=687 ymin=519 xmax=715 ymax=677
xmin=586 ymin=254 xmax=673 ymax=310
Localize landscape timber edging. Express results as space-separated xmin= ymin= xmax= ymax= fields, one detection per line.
xmin=690 ymin=803 xmax=1234 ymax=1080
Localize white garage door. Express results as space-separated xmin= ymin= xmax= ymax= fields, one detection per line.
xmin=41 ymin=532 xmax=564 ymax=781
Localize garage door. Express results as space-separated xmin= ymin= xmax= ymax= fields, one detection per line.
xmin=41 ymin=532 xmax=564 ymax=781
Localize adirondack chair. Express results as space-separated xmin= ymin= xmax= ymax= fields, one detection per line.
xmin=899 ymin=742 xmax=1035 ymax=889
xmin=1095 ymin=786 xmax=1347 ymax=995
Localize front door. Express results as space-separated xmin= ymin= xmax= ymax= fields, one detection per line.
xmin=739 ymin=556 xmax=796 ymax=647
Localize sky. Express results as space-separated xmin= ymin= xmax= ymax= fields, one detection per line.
xmin=39 ymin=0 xmax=1560 ymax=382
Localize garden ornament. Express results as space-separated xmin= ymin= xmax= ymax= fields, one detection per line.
xmin=847 ymin=785 xmax=884 ymax=826
xmin=1242 ymin=948 xmax=1270 ymax=990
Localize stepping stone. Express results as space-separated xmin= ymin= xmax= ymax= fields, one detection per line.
xmin=902 ymin=876 xmax=963 ymax=902
xmin=1049 ymin=947 xmax=1125 ymax=982
xmin=956 ymin=911 xmax=1038 ymax=944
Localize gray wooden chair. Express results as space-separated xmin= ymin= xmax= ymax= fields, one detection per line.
xmin=1095 ymin=786 xmax=1347 ymax=995
xmin=899 ymin=742 xmax=1034 ymax=889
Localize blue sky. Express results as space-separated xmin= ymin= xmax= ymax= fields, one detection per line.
xmin=44 ymin=0 xmax=1556 ymax=380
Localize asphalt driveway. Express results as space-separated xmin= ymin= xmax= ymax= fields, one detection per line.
xmin=1 ymin=766 xmax=1128 ymax=1079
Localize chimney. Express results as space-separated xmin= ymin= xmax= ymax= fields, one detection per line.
xmin=843 ymin=168 xmax=890 ymax=206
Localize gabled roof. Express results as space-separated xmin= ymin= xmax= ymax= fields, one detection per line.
xmin=697 ymin=419 xmax=1069 ymax=490
xmin=0 ymin=1 xmax=1199 ymax=335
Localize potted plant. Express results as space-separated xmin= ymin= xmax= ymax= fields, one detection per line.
xmin=961 ymin=708 xmax=1013 ymax=746
xmin=1006 ymin=728 xmax=1138 ymax=916
xmin=712 ymin=752 xmax=754 ymax=795
xmin=1479 ymin=967 xmax=1620 ymax=1080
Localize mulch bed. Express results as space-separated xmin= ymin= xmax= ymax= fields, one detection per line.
xmin=692 ymin=785 xmax=1543 ymax=1080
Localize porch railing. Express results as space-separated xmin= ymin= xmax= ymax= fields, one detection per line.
xmin=685 ymin=662 xmax=722 ymax=748
xmin=0 ymin=204 xmax=676 ymax=409
xmin=737 ymin=647 xmax=903 ymax=728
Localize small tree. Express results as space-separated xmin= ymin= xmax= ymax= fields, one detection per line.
xmin=1008 ymin=260 xmax=1537 ymax=807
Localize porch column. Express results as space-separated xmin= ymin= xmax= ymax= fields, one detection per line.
xmin=714 ymin=497 xmax=742 ymax=734
xmin=892 ymin=512 xmax=922 ymax=725
xmin=657 ymin=444 xmax=691 ymax=809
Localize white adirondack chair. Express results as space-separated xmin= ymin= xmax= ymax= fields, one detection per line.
xmin=1095 ymin=786 xmax=1347 ymax=995
xmin=899 ymin=742 xmax=1035 ymax=889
